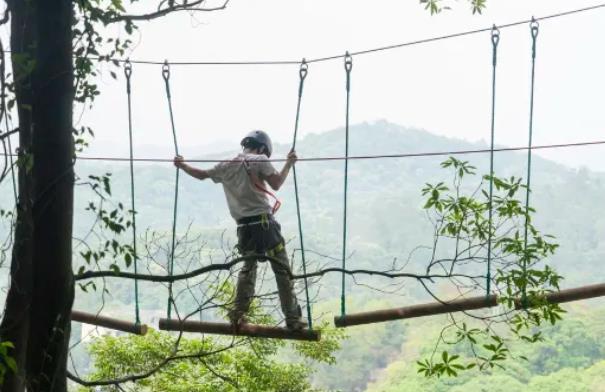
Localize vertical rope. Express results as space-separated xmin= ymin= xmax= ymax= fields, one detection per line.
xmin=522 ymin=19 xmax=539 ymax=305
xmin=341 ymin=52 xmax=353 ymax=317
xmin=162 ymin=61 xmax=180 ymax=319
xmin=124 ymin=61 xmax=141 ymax=325
xmin=291 ymin=59 xmax=313 ymax=329
xmin=486 ymin=26 xmax=500 ymax=298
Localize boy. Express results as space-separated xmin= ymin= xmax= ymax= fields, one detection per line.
xmin=173 ymin=130 xmax=307 ymax=330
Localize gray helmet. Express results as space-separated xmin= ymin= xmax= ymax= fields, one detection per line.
xmin=240 ymin=130 xmax=273 ymax=158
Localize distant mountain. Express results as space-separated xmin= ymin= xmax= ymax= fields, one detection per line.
xmin=65 ymin=120 xmax=605 ymax=290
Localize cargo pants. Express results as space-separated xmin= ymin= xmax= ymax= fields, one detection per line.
xmin=232 ymin=214 xmax=301 ymax=324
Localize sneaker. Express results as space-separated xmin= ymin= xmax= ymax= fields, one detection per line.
xmin=286 ymin=319 xmax=308 ymax=331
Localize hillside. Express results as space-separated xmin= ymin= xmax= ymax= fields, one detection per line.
xmin=1 ymin=120 xmax=604 ymax=390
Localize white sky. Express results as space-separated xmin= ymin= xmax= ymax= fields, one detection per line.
xmin=79 ymin=0 xmax=605 ymax=169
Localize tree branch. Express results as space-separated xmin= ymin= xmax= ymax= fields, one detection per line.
xmin=74 ymin=254 xmax=482 ymax=283
xmin=107 ymin=0 xmax=230 ymax=23
xmin=0 ymin=127 xmax=19 ymax=141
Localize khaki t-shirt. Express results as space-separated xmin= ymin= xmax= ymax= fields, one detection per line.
xmin=207 ymin=153 xmax=278 ymax=220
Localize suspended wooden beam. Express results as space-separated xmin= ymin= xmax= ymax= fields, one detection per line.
xmin=71 ymin=310 xmax=148 ymax=335
xmin=159 ymin=318 xmax=321 ymax=342
xmin=334 ymin=282 xmax=605 ymax=328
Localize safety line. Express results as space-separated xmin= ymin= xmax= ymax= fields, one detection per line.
xmin=69 ymin=3 xmax=605 ymax=67
xmin=13 ymin=140 xmax=600 ymax=164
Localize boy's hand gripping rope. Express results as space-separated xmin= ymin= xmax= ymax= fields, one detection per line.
xmin=522 ymin=19 xmax=539 ymax=306
xmin=162 ymin=60 xmax=181 ymax=319
xmin=291 ymin=59 xmax=313 ymax=328
xmin=341 ymin=52 xmax=352 ymax=317
xmin=486 ymin=26 xmax=500 ymax=299
xmin=124 ymin=60 xmax=141 ymax=325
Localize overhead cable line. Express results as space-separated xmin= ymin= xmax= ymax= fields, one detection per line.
xmin=4 ymin=140 xmax=597 ymax=164
xmin=68 ymin=3 xmax=605 ymax=67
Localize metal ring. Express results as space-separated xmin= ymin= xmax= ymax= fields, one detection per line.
xmin=162 ymin=60 xmax=170 ymax=80
xmin=299 ymin=58 xmax=308 ymax=80
xmin=530 ymin=17 xmax=539 ymax=38
xmin=124 ymin=59 xmax=132 ymax=78
xmin=344 ymin=51 xmax=353 ymax=72
xmin=491 ymin=25 xmax=501 ymax=46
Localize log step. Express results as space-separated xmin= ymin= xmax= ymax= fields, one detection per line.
xmin=71 ymin=310 xmax=148 ymax=335
xmin=334 ymin=283 xmax=605 ymax=328
xmin=159 ymin=318 xmax=321 ymax=341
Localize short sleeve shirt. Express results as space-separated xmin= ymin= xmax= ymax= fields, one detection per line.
xmin=207 ymin=153 xmax=279 ymax=220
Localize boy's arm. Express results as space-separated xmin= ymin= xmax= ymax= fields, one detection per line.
xmin=266 ymin=151 xmax=297 ymax=191
xmin=174 ymin=156 xmax=211 ymax=180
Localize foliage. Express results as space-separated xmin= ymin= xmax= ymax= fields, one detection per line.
xmin=56 ymin=122 xmax=605 ymax=390
xmin=421 ymin=0 xmax=487 ymax=15
xmin=0 ymin=340 xmax=16 ymax=385
xmin=417 ymin=157 xmax=562 ymax=377
xmin=76 ymin=171 xmax=136 ymax=294
xmin=368 ymin=306 xmax=605 ymax=392
xmin=78 ymin=281 xmax=344 ymax=391
xmin=81 ymin=330 xmax=312 ymax=392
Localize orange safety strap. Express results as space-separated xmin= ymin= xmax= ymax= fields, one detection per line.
xmin=242 ymin=159 xmax=282 ymax=214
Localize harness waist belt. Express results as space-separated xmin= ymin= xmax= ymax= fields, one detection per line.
xmin=236 ymin=214 xmax=273 ymax=225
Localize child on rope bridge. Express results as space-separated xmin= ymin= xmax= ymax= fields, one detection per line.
xmin=173 ymin=130 xmax=307 ymax=331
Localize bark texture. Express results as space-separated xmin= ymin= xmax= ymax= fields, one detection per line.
xmin=1 ymin=1 xmax=74 ymax=391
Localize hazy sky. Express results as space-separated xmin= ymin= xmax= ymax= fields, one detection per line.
xmin=65 ymin=1 xmax=605 ymax=169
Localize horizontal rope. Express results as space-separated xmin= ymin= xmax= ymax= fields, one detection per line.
xmin=2 ymin=140 xmax=603 ymax=164
xmin=75 ymin=3 xmax=605 ymax=67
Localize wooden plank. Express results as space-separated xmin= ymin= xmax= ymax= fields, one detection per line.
xmin=334 ymin=283 xmax=605 ymax=328
xmin=71 ymin=310 xmax=148 ymax=335
xmin=159 ymin=318 xmax=321 ymax=341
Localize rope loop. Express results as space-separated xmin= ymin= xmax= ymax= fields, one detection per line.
xmin=492 ymin=25 xmax=500 ymax=46
xmin=530 ymin=17 xmax=540 ymax=38
xmin=299 ymin=58 xmax=308 ymax=81
xmin=124 ymin=59 xmax=132 ymax=79
xmin=491 ymin=25 xmax=500 ymax=66
xmin=344 ymin=51 xmax=353 ymax=73
xmin=344 ymin=51 xmax=352 ymax=92
xmin=162 ymin=60 xmax=171 ymax=81
xmin=124 ymin=60 xmax=132 ymax=94
xmin=490 ymin=25 xmax=501 ymax=46
xmin=530 ymin=17 xmax=539 ymax=59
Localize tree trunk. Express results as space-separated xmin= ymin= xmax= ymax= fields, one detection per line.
xmin=0 ymin=0 xmax=36 ymax=390
xmin=1 ymin=0 xmax=74 ymax=391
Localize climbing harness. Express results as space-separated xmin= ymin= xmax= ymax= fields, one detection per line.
xmin=242 ymin=159 xmax=282 ymax=214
